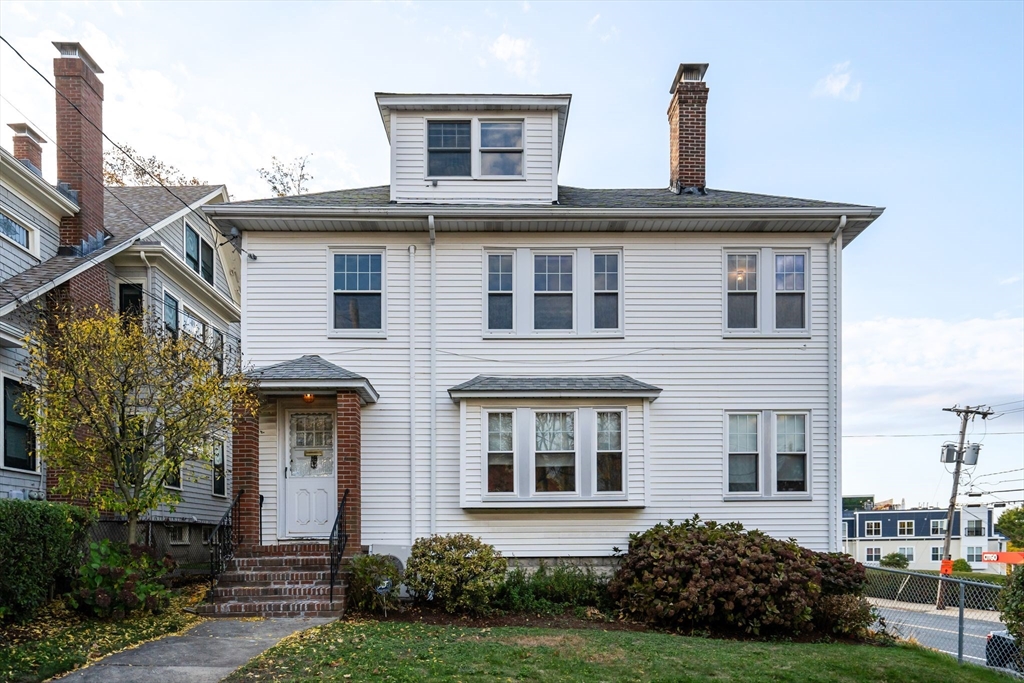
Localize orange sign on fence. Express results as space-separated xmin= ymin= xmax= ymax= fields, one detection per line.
xmin=981 ymin=551 xmax=1024 ymax=564
xmin=940 ymin=559 xmax=954 ymax=575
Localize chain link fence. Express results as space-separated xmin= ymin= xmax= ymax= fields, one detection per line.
xmin=89 ymin=519 xmax=217 ymax=580
xmin=865 ymin=566 xmax=1021 ymax=675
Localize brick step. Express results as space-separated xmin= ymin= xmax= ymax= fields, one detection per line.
xmin=229 ymin=556 xmax=331 ymax=569
xmin=218 ymin=570 xmax=333 ymax=584
xmin=235 ymin=544 xmax=331 ymax=557
xmin=195 ymin=600 xmax=344 ymax=618
xmin=211 ymin=584 xmax=335 ymax=599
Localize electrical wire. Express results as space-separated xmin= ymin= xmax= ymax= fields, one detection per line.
xmin=843 ymin=431 xmax=1024 ymax=438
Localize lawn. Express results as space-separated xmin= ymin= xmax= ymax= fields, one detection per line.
xmin=224 ymin=618 xmax=1012 ymax=683
xmin=0 ymin=584 xmax=207 ymax=683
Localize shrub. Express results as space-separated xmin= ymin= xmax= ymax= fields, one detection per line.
xmin=608 ymin=516 xmax=823 ymax=635
xmin=813 ymin=594 xmax=875 ymax=636
xmin=952 ymin=558 xmax=972 ymax=572
xmin=495 ymin=561 xmax=609 ymax=614
xmin=405 ymin=534 xmax=507 ymax=615
xmin=879 ymin=553 xmax=909 ymax=569
xmin=0 ymin=499 xmax=93 ymax=621
xmin=69 ymin=540 xmax=173 ymax=618
xmin=348 ymin=554 xmax=403 ymax=614
xmin=1000 ymin=567 xmax=1024 ymax=642
xmin=814 ymin=552 xmax=867 ymax=596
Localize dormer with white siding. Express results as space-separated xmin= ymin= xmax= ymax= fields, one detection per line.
xmin=376 ymin=93 xmax=571 ymax=204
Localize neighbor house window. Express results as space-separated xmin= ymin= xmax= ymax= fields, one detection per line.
xmin=332 ymin=252 xmax=383 ymax=331
xmin=866 ymin=548 xmax=881 ymax=563
xmin=0 ymin=212 xmax=29 ymax=250
xmin=966 ymin=519 xmax=984 ymax=536
xmin=931 ymin=518 xmax=947 ymax=535
xmin=775 ymin=414 xmax=807 ymax=492
xmin=181 ymin=307 xmax=207 ymax=342
xmin=534 ymin=254 xmax=573 ymax=330
xmin=486 ymin=412 xmax=514 ymax=494
xmin=931 ymin=547 xmax=942 ymax=562
xmin=185 ymin=224 xmax=214 ymax=285
xmin=479 ymin=121 xmax=523 ymax=176
xmin=898 ymin=547 xmax=915 ymax=562
xmin=427 ymin=121 xmax=471 ymax=177
xmin=865 ymin=521 xmax=881 ymax=537
xmin=212 ymin=440 xmax=225 ymax=497
xmin=534 ymin=411 xmax=576 ymax=492
xmin=727 ymin=413 xmax=759 ymax=493
xmin=774 ymin=254 xmax=806 ymax=329
xmin=726 ymin=253 xmax=758 ymax=329
xmin=119 ymin=283 xmax=144 ymax=318
xmin=596 ymin=410 xmax=624 ymax=493
xmin=487 ymin=253 xmax=514 ymax=331
xmin=164 ymin=451 xmax=181 ymax=489
xmin=167 ymin=525 xmax=188 ymax=545
xmin=966 ymin=547 xmax=983 ymax=563
xmin=593 ymin=253 xmax=620 ymax=330
xmin=898 ymin=520 xmax=915 ymax=536
xmin=163 ymin=292 xmax=179 ymax=338
xmin=3 ymin=379 xmax=35 ymax=472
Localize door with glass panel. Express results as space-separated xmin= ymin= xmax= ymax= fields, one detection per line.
xmin=284 ymin=412 xmax=337 ymax=537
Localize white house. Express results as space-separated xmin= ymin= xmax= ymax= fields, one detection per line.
xmin=199 ymin=62 xmax=885 ymax=616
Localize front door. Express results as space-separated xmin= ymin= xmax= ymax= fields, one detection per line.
xmin=284 ymin=411 xmax=337 ymax=537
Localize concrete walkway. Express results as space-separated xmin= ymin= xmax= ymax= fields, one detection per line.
xmin=56 ymin=617 xmax=333 ymax=682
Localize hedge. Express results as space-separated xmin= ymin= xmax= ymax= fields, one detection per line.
xmin=864 ymin=568 xmax=1003 ymax=611
xmin=0 ymin=499 xmax=93 ymax=621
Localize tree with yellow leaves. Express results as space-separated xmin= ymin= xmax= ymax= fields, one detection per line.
xmin=19 ymin=305 xmax=259 ymax=545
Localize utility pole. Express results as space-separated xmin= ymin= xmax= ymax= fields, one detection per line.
xmin=936 ymin=404 xmax=993 ymax=609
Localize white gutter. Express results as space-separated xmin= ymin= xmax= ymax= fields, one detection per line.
xmin=408 ymin=244 xmax=417 ymax=546
xmin=827 ymin=215 xmax=847 ymax=551
xmin=428 ymin=216 xmax=437 ymax=535
xmin=139 ymin=250 xmax=153 ymax=316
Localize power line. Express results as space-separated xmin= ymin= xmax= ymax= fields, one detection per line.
xmin=843 ymin=431 xmax=1023 ymax=438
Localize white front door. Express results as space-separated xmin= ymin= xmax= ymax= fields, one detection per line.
xmin=284 ymin=411 xmax=337 ymax=537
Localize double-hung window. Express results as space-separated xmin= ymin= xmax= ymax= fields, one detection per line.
xmin=775 ymin=254 xmax=806 ymax=329
xmin=479 ymin=121 xmax=523 ymax=176
xmin=966 ymin=519 xmax=984 ymax=536
xmin=775 ymin=414 xmax=807 ymax=493
xmin=427 ymin=121 xmax=471 ymax=177
xmin=596 ymin=410 xmax=624 ymax=493
xmin=212 ymin=440 xmax=226 ymax=497
xmin=3 ymin=379 xmax=35 ymax=472
xmin=866 ymin=547 xmax=881 ymax=563
xmin=931 ymin=518 xmax=947 ymax=535
xmin=931 ymin=546 xmax=943 ymax=562
xmin=487 ymin=253 xmax=514 ymax=331
xmin=726 ymin=253 xmax=758 ymax=330
xmin=865 ymin=521 xmax=881 ymax=536
xmin=534 ymin=254 xmax=574 ymax=330
xmin=966 ymin=547 xmax=983 ymax=563
xmin=727 ymin=414 xmax=759 ymax=493
xmin=163 ymin=292 xmax=179 ymax=338
xmin=593 ymin=253 xmax=620 ymax=330
xmin=725 ymin=249 xmax=810 ymax=335
xmin=486 ymin=412 xmax=515 ymax=494
xmin=211 ymin=329 xmax=225 ymax=375
xmin=897 ymin=546 xmax=915 ymax=562
xmin=332 ymin=251 xmax=384 ymax=332
xmin=184 ymin=223 xmax=214 ymax=285
xmin=898 ymin=520 xmax=914 ymax=536
xmin=534 ymin=411 xmax=576 ymax=493
xmin=725 ymin=411 xmax=809 ymax=497
xmin=181 ymin=307 xmax=207 ymax=342
xmin=119 ymin=283 xmax=144 ymax=318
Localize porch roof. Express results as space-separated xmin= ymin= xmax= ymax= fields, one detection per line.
xmin=247 ymin=355 xmax=379 ymax=405
xmin=448 ymin=375 xmax=662 ymax=402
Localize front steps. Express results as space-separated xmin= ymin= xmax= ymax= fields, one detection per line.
xmin=196 ymin=544 xmax=348 ymax=618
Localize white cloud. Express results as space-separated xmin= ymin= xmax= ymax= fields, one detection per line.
xmin=1000 ymin=274 xmax=1022 ymax=286
xmin=488 ymin=33 xmax=537 ymax=80
xmin=585 ymin=13 xmax=619 ymax=42
xmin=813 ymin=61 xmax=862 ymax=102
xmin=587 ymin=14 xmax=601 ymax=28
xmin=5 ymin=2 xmax=37 ymax=21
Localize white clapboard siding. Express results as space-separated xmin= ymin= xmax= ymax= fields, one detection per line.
xmin=391 ymin=113 xmax=556 ymax=204
xmin=245 ymin=230 xmax=838 ymax=555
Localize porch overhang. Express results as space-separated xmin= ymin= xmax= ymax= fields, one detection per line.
xmin=247 ymin=355 xmax=379 ymax=405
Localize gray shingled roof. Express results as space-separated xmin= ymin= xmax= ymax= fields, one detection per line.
xmin=248 ymin=355 xmax=379 ymax=404
xmin=0 ymin=185 xmax=222 ymax=310
xmin=448 ymin=375 xmax=662 ymax=401
xmin=219 ymin=184 xmax=870 ymax=210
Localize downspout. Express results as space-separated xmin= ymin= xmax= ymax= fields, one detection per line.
xmin=139 ymin=249 xmax=153 ymax=311
xmin=827 ymin=215 xmax=847 ymax=551
xmin=428 ymin=216 xmax=437 ymax=535
xmin=408 ymin=244 xmax=417 ymax=545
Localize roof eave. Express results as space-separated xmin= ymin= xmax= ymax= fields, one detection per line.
xmin=1 ymin=148 xmax=79 ymax=217
xmin=255 ymin=378 xmax=379 ymax=405
xmin=448 ymin=389 xmax=662 ymax=403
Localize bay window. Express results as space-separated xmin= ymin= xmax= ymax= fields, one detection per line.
xmin=486 ymin=412 xmax=515 ymax=494
xmin=534 ymin=411 xmax=576 ymax=492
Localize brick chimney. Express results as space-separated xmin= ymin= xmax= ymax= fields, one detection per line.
xmin=668 ymin=62 xmax=709 ymax=194
xmin=53 ymin=41 xmax=104 ymax=248
xmin=8 ymin=123 xmax=45 ymax=176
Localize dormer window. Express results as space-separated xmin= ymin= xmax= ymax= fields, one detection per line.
xmin=480 ymin=121 xmax=523 ymax=176
xmin=185 ymin=222 xmax=214 ymax=285
xmin=427 ymin=121 xmax=471 ymax=177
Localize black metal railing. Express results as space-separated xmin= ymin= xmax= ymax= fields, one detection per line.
xmin=329 ymin=488 xmax=351 ymax=603
xmin=210 ymin=488 xmax=244 ymax=583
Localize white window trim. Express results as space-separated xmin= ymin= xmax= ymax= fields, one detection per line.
xmin=592 ymin=408 xmax=627 ymax=497
xmin=931 ymin=546 xmax=943 ymax=562
xmin=722 ymin=247 xmax=811 ymax=338
xmin=531 ymin=250 xmax=577 ymax=336
xmin=771 ymin=411 xmax=811 ymax=497
xmin=211 ymin=439 xmax=227 ymax=498
xmin=724 ymin=411 xmax=761 ymax=498
xmin=965 ymin=546 xmax=984 ymax=563
xmin=865 ymin=520 xmax=882 ymax=537
xmin=478 ymin=119 xmax=527 ymax=180
xmin=482 ymin=249 xmax=516 ymax=336
xmin=530 ymin=408 xmax=580 ymax=497
xmin=0 ymin=372 xmax=40 ymax=476
xmin=118 ymin=279 xmax=147 ymax=315
xmin=898 ymin=520 xmax=915 ymax=536
xmin=723 ymin=409 xmax=812 ymax=501
xmin=931 ymin=519 xmax=947 ymax=535
xmin=866 ymin=547 xmax=881 ymax=563
xmin=897 ymin=546 xmax=915 ymax=561
xmin=326 ymin=247 xmax=387 ymax=339
xmin=592 ymin=250 xmax=624 ymax=335
xmin=181 ymin=304 xmax=210 ymax=343
xmin=482 ymin=409 xmax=517 ymax=498
xmin=0 ymin=209 xmax=38 ymax=259
xmin=423 ymin=115 xmax=528 ymax=181
xmin=167 ymin=524 xmax=189 ymax=545
xmin=183 ymin=221 xmax=215 ymax=286
xmin=162 ymin=287 xmax=180 ymax=337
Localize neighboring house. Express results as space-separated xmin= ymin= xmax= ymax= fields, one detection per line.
xmin=199 ymin=62 xmax=884 ymax=615
xmin=0 ymin=42 xmax=240 ymax=561
xmin=842 ymin=503 xmax=1009 ymax=574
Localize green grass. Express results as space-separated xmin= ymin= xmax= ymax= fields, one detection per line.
xmin=0 ymin=585 xmax=206 ymax=683
xmin=224 ymin=619 xmax=1012 ymax=683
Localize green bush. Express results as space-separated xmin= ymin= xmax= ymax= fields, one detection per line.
xmin=68 ymin=540 xmax=173 ymax=618
xmin=813 ymin=593 xmax=876 ymax=636
xmin=608 ymin=516 xmax=823 ymax=635
xmin=952 ymin=558 xmax=972 ymax=572
xmin=879 ymin=552 xmax=909 ymax=569
xmin=814 ymin=552 xmax=867 ymax=595
xmin=405 ymin=534 xmax=507 ymax=615
xmin=1000 ymin=568 xmax=1024 ymax=642
xmin=348 ymin=554 xmax=403 ymax=614
xmin=0 ymin=499 xmax=93 ymax=621
xmin=495 ymin=561 xmax=609 ymax=614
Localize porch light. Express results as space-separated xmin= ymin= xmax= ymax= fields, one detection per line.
xmin=302 ymin=393 xmax=315 ymax=403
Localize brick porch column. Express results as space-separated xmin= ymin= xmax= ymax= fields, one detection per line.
xmin=336 ymin=391 xmax=361 ymax=557
xmin=232 ymin=402 xmax=261 ymax=548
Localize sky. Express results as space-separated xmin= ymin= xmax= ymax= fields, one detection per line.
xmin=1 ymin=1 xmax=1022 ymax=511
